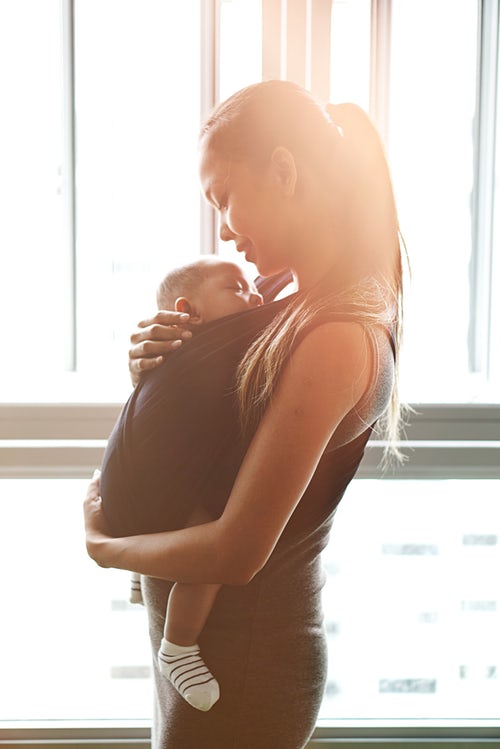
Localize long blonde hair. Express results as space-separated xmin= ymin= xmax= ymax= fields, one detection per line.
xmin=201 ymin=81 xmax=406 ymax=458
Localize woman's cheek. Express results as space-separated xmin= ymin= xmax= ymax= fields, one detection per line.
xmin=226 ymin=206 xmax=236 ymax=230
xmin=226 ymin=209 xmax=243 ymax=237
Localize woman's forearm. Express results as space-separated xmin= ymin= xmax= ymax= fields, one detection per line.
xmin=84 ymin=475 xmax=259 ymax=585
xmin=84 ymin=474 xmax=246 ymax=584
xmin=92 ymin=519 xmax=245 ymax=585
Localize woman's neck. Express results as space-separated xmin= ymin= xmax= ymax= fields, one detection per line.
xmin=290 ymin=197 xmax=396 ymax=295
xmin=287 ymin=178 xmax=360 ymax=290
xmin=291 ymin=221 xmax=362 ymax=291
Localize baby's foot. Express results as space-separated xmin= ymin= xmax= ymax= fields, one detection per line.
xmin=158 ymin=637 xmax=220 ymax=712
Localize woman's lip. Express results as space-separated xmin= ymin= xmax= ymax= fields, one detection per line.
xmin=237 ymin=243 xmax=255 ymax=262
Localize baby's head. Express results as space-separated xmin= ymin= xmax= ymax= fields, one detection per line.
xmin=157 ymin=256 xmax=263 ymax=325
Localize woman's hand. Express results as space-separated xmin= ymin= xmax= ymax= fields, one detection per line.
xmin=128 ymin=310 xmax=192 ymax=385
xmin=83 ymin=470 xmax=113 ymax=567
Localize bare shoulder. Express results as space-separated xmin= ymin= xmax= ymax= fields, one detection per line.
xmin=284 ymin=321 xmax=371 ymax=409
xmin=293 ymin=319 xmax=369 ymax=362
xmin=260 ymin=320 xmax=373 ymax=448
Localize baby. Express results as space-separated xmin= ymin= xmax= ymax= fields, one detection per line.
xmin=128 ymin=256 xmax=263 ymax=712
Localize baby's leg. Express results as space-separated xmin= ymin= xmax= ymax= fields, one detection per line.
xmin=164 ymin=579 xmax=220 ymax=646
xmin=129 ymin=571 xmax=143 ymax=604
xmin=164 ymin=502 xmax=221 ymax=645
xmin=158 ymin=505 xmax=221 ymax=711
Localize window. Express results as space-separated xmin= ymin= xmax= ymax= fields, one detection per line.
xmin=320 ymin=478 xmax=500 ymax=721
xmin=1 ymin=0 xmax=203 ymax=403
xmin=388 ymin=0 xmax=493 ymax=404
xmin=0 ymin=0 xmax=69 ymax=381
xmin=1 ymin=1 xmax=499 ymax=747
xmin=0 ymin=478 xmax=152 ymax=721
xmin=74 ymin=0 xmax=202 ymax=399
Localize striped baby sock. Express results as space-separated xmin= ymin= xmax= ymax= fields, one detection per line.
xmin=158 ymin=637 xmax=220 ymax=712
xmin=129 ymin=572 xmax=143 ymax=605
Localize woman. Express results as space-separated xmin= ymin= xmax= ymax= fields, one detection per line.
xmin=84 ymin=80 xmax=404 ymax=748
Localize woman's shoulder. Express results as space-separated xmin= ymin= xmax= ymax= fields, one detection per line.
xmin=300 ymin=317 xmax=372 ymax=368
xmin=282 ymin=321 xmax=372 ymax=415
xmin=290 ymin=319 xmax=394 ymax=444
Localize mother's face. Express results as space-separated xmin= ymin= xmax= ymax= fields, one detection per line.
xmin=199 ymin=141 xmax=299 ymax=277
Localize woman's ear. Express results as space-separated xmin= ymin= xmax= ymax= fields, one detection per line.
xmin=270 ymin=146 xmax=297 ymax=197
xmin=174 ymin=297 xmax=203 ymax=324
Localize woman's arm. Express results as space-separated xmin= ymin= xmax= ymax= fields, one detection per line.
xmin=85 ymin=321 xmax=371 ymax=585
xmin=128 ymin=310 xmax=192 ymax=385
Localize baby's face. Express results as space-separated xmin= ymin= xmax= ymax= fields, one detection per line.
xmin=195 ymin=262 xmax=263 ymax=322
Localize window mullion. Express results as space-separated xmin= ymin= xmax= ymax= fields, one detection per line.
xmin=61 ymin=0 xmax=77 ymax=370
xmin=200 ymin=0 xmax=219 ymax=254
xmin=369 ymin=0 xmax=392 ymax=145
xmin=308 ymin=0 xmax=332 ymax=100
xmin=469 ymin=0 xmax=499 ymax=376
xmin=261 ymin=0 xmax=332 ymax=101
xmin=262 ymin=0 xmax=284 ymax=80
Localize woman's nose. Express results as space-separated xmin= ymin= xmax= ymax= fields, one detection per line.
xmin=219 ymin=219 xmax=234 ymax=242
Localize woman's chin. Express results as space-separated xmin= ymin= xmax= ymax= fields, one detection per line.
xmin=253 ymin=259 xmax=288 ymax=278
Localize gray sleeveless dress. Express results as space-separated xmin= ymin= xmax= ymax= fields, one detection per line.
xmin=101 ymin=273 xmax=394 ymax=749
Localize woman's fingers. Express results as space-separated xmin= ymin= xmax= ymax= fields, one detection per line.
xmin=136 ymin=310 xmax=191 ymax=334
xmin=84 ymin=471 xmax=111 ymax=567
xmin=131 ymin=325 xmax=190 ymax=345
xmin=128 ymin=310 xmax=192 ymax=385
xmin=86 ymin=471 xmax=101 ymax=500
xmin=129 ymin=336 xmax=186 ymax=358
xmin=84 ymin=473 xmax=103 ymax=519
xmin=129 ymin=312 xmax=192 ymax=362
xmin=128 ymin=354 xmax=166 ymax=386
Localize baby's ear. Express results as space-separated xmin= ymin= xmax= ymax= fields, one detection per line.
xmin=174 ymin=297 xmax=203 ymax=324
xmin=174 ymin=297 xmax=192 ymax=315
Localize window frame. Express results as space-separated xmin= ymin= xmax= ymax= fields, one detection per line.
xmin=470 ymin=0 xmax=499 ymax=377
xmin=0 ymin=711 xmax=500 ymax=747
xmin=61 ymin=0 xmax=77 ymax=371
xmin=1 ymin=0 xmax=499 ymax=746
xmin=1 ymin=402 xmax=499 ymax=481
